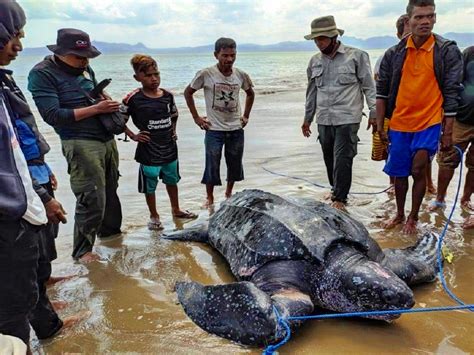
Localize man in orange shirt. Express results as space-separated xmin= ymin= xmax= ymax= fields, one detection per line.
xmin=376 ymin=0 xmax=462 ymax=234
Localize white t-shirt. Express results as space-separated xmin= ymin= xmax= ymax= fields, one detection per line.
xmin=190 ymin=64 xmax=253 ymax=131
xmin=0 ymin=334 xmax=27 ymax=355
xmin=3 ymin=101 xmax=47 ymax=226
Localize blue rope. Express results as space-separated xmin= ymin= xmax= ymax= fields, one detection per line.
xmin=263 ymin=145 xmax=473 ymax=354
xmin=263 ymin=307 xmax=292 ymax=355
xmin=262 ymin=167 xmax=330 ymax=189
xmin=435 ymin=145 xmax=470 ymax=307
xmin=262 ymin=167 xmax=393 ymax=195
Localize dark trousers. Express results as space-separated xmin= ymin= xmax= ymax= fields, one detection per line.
xmin=0 ymin=220 xmax=39 ymax=345
xmin=201 ymin=129 xmax=245 ymax=186
xmin=62 ymin=139 xmax=122 ymax=259
xmin=318 ymin=123 xmax=359 ymax=203
xmin=28 ymin=226 xmax=63 ymax=339
xmin=40 ymin=182 xmax=58 ymax=262
xmin=29 ymin=182 xmax=63 ymax=339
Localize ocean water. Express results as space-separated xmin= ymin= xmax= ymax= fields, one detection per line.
xmin=5 ymin=50 xmax=473 ymax=354
xmin=9 ymin=49 xmax=387 ymax=106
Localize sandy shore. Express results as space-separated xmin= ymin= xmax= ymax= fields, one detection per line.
xmin=34 ymin=89 xmax=474 ymax=354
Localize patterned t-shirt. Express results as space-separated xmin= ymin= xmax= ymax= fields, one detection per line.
xmin=123 ymin=89 xmax=178 ymax=166
xmin=189 ymin=64 xmax=253 ymax=131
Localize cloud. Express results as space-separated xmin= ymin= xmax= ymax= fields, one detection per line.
xmin=368 ymin=1 xmax=406 ymax=17
xmin=22 ymin=0 xmax=170 ymax=26
xmin=19 ymin=0 xmax=474 ymax=48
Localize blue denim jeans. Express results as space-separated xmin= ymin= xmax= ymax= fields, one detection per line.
xmin=202 ymin=129 xmax=244 ymax=186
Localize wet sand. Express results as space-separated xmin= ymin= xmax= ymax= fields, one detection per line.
xmin=33 ymin=89 xmax=473 ymax=354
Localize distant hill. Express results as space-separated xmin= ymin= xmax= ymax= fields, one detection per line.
xmin=23 ymin=32 xmax=473 ymax=56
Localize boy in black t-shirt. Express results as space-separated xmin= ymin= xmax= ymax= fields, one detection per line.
xmin=124 ymin=55 xmax=196 ymax=230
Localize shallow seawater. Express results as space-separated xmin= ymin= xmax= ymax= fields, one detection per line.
xmin=10 ymin=56 xmax=472 ymax=354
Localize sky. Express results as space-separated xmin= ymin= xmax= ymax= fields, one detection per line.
xmin=20 ymin=0 xmax=474 ymax=49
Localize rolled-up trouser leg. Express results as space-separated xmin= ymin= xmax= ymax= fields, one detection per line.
xmin=99 ymin=139 xmax=122 ymax=238
xmin=224 ymin=129 xmax=245 ymax=183
xmin=29 ymin=227 xmax=63 ymax=339
xmin=201 ymin=131 xmax=225 ymax=186
xmin=0 ymin=220 xmax=39 ymax=345
xmin=332 ymin=123 xmax=359 ymax=203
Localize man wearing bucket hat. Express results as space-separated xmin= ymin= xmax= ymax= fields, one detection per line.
xmin=28 ymin=28 xmax=123 ymax=262
xmin=302 ymin=15 xmax=376 ymax=210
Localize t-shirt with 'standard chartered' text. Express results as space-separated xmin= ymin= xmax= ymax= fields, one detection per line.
xmin=123 ymin=89 xmax=178 ymax=166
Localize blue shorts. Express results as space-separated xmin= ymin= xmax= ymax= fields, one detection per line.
xmin=384 ymin=124 xmax=441 ymax=177
xmin=138 ymin=160 xmax=180 ymax=194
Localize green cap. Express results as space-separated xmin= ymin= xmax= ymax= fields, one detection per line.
xmin=304 ymin=15 xmax=344 ymax=40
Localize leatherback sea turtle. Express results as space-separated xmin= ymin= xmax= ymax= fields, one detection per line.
xmin=165 ymin=189 xmax=438 ymax=346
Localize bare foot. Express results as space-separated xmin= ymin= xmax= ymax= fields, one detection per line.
xmin=225 ymin=192 xmax=232 ymax=199
xmin=426 ymin=184 xmax=437 ymax=195
xmin=386 ymin=185 xmax=395 ymax=197
xmin=323 ymin=191 xmax=333 ymax=200
xmin=330 ymin=201 xmax=346 ymax=210
xmin=208 ymin=203 xmax=215 ymax=215
xmin=461 ymin=200 xmax=474 ymax=212
xmin=46 ymin=275 xmax=76 ymax=287
xmin=78 ymin=252 xmax=101 ymax=263
xmin=51 ymin=300 xmax=68 ymax=311
xmin=463 ymin=216 xmax=474 ymax=230
xmin=383 ymin=215 xmax=405 ymax=229
xmin=173 ymin=210 xmax=198 ymax=219
xmin=402 ymin=217 xmax=418 ymax=235
xmin=58 ymin=310 xmax=92 ymax=334
xmin=201 ymin=198 xmax=214 ymax=209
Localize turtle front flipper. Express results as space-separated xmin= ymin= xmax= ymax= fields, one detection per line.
xmin=175 ymin=280 xmax=313 ymax=346
xmin=163 ymin=223 xmax=209 ymax=243
xmin=380 ymin=232 xmax=439 ymax=285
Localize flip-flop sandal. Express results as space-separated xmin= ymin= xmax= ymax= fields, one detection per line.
xmin=173 ymin=210 xmax=198 ymax=219
xmin=147 ymin=219 xmax=163 ymax=230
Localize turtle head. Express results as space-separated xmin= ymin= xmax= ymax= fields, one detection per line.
xmin=318 ymin=246 xmax=415 ymax=321
xmin=339 ymin=259 xmax=415 ymax=320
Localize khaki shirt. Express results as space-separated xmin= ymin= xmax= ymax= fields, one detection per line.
xmin=304 ymin=43 xmax=376 ymax=125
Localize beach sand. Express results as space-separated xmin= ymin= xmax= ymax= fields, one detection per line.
xmin=34 ymin=89 xmax=474 ymax=354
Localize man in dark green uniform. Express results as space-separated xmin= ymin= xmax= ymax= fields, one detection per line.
xmin=28 ymin=29 xmax=123 ymax=262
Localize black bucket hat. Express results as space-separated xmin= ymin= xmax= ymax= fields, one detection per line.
xmin=47 ymin=28 xmax=101 ymax=58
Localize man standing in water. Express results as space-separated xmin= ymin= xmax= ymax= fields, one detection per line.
xmin=184 ymin=38 xmax=255 ymax=208
xmin=374 ymin=14 xmax=437 ymax=196
xmin=0 ymin=0 xmax=84 ymax=349
xmin=376 ymin=0 xmax=462 ymax=234
xmin=428 ymin=46 xmax=474 ymax=230
xmin=28 ymin=28 xmax=123 ymax=262
xmin=302 ymin=16 xmax=376 ymax=209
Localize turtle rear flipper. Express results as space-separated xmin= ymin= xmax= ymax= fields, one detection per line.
xmin=176 ymin=281 xmax=313 ymax=346
xmin=381 ymin=232 xmax=439 ymax=285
